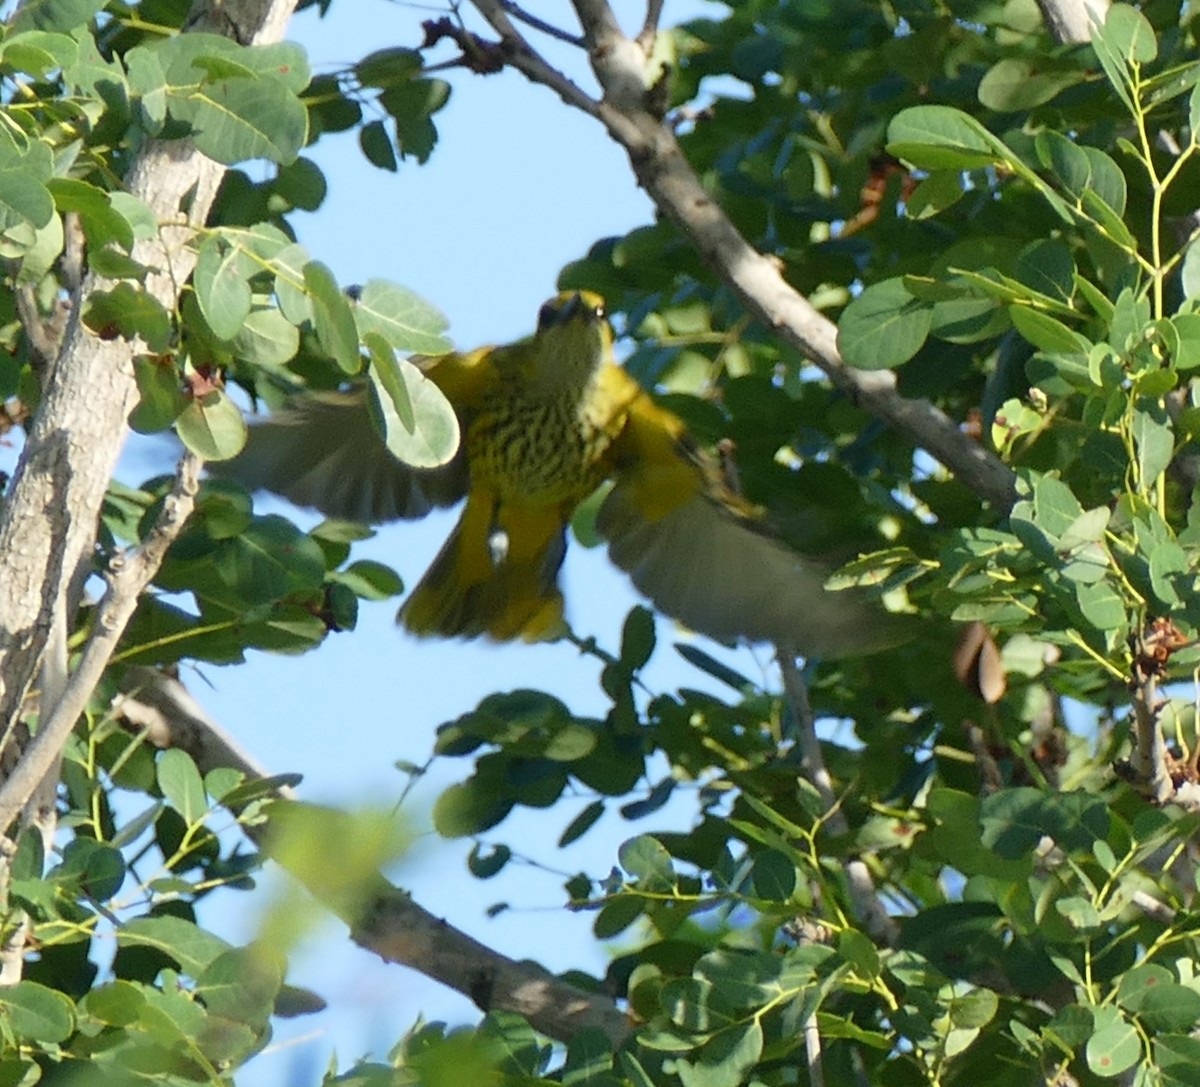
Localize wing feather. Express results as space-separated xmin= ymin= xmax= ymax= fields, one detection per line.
xmin=225 ymin=390 xmax=468 ymax=522
xmin=598 ymin=394 xmax=910 ymax=657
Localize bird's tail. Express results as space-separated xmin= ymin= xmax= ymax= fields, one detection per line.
xmin=399 ymin=491 xmax=569 ymax=642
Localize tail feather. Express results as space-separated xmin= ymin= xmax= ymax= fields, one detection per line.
xmin=399 ymin=491 xmax=569 ymax=642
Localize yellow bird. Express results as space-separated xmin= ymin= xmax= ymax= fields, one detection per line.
xmin=229 ymin=291 xmax=904 ymax=656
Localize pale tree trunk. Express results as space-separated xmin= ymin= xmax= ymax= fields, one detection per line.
xmin=0 ymin=0 xmax=298 ymax=982
xmin=0 ymin=0 xmax=299 ymax=770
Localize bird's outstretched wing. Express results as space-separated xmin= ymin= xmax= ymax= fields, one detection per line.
xmin=224 ymin=389 xmax=468 ymax=523
xmin=222 ymin=347 xmax=509 ymax=522
xmin=597 ymin=388 xmax=910 ymax=658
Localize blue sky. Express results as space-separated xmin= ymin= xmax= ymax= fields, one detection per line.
xmin=187 ymin=3 xmax=765 ymax=1083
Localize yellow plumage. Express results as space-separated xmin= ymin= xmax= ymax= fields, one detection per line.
xmin=227 ymin=291 xmax=906 ymax=656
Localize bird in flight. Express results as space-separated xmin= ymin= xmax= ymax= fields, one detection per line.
xmin=226 ymin=290 xmax=907 ymax=657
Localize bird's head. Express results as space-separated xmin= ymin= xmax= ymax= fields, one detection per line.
xmin=530 ymin=290 xmax=612 ymax=392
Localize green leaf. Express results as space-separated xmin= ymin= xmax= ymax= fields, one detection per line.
xmin=157 ymin=748 xmax=209 ymax=826
xmin=46 ymin=177 xmax=133 ymax=251
xmin=1059 ymin=507 xmax=1111 ymax=550
xmin=213 ymin=516 xmax=326 ymax=603
xmin=619 ymin=776 xmax=675 ymax=819
xmin=365 ymin=331 xmax=414 ymax=429
xmin=559 ymin=800 xmax=605 ymax=847
xmin=15 ymin=211 xmax=63 ymax=284
xmin=176 ymin=389 xmax=248 ymax=461
xmin=1101 ymin=4 xmax=1157 ymax=63
xmin=887 ymin=105 xmax=1008 ymax=169
xmin=195 ymin=948 xmax=283 ymax=1025
xmin=83 ymin=284 xmax=172 ymax=351
xmin=171 ymin=76 xmax=308 ymax=165
xmin=1081 ymin=188 xmax=1136 ymax=249
xmin=620 ymin=605 xmax=656 ymax=670
xmin=367 ymin=351 xmax=460 ymax=469
xmin=1132 ymin=401 xmax=1174 ymax=489
xmin=359 ymin=119 xmax=398 ymax=171
xmin=59 ymin=837 xmax=126 ymax=900
xmin=679 ymin=1021 xmax=763 ymax=1087
xmin=355 ymin=46 xmax=423 ymax=87
xmin=118 ymin=916 xmax=232 ymax=977
xmin=432 ymin=778 xmax=513 ymax=838
xmin=467 ymin=842 xmax=511 ymax=879
xmin=1055 ymin=895 xmax=1101 ymax=930
xmin=1016 ymin=239 xmax=1075 ymax=305
xmin=84 ymin=980 xmax=148 ymax=1027
xmin=10 ymin=0 xmax=106 ymax=33
xmin=194 ymin=235 xmax=252 ymax=341
xmin=838 ymin=929 xmax=881 ymax=979
xmin=1083 ymin=148 xmax=1127 ymax=217
xmin=593 ymin=894 xmax=644 ymax=939
xmin=0 ymin=164 xmax=55 ymax=231
xmin=673 ymin=643 xmax=753 ymax=692
xmin=1075 ymin=578 xmax=1129 ymax=632
xmin=232 ymin=306 xmax=300 ymax=368
xmin=1033 ymin=472 xmax=1085 ymax=538
xmin=272 ymin=243 xmax=311 ymax=325
xmin=978 ymin=57 xmax=1083 ymax=111
xmin=619 ymin=835 xmax=674 ymax=890
xmin=1086 ymin=1006 xmax=1141 ymax=1078
xmin=1035 ymin=130 xmax=1091 ymax=197
xmin=617 ymin=1052 xmax=657 ymax=1087
xmin=1009 ymin=306 xmax=1088 ymax=356
xmin=380 ymin=78 xmax=451 ymax=163
xmin=1156 ymin=1034 xmax=1200 ymax=1083
xmin=1168 ymin=314 xmax=1200 ymax=369
xmin=947 ymin=985 xmax=999 ymax=1029
xmin=749 ymin=849 xmax=796 ymax=901
xmin=661 ymin=976 xmax=734 ymax=1033
xmin=127 ymin=44 xmax=167 ymax=129
xmin=837 ymin=278 xmax=932 ymax=369
xmin=903 ymin=171 xmax=963 ymax=219
xmin=304 ymin=260 xmax=360 ymax=373
xmin=563 ymin=1029 xmax=615 ymax=1087
xmin=330 ymin=559 xmax=404 ymax=600
xmin=0 ymin=983 xmax=75 ymax=1043
xmin=1090 ymin=13 xmax=1137 ymax=110
xmin=694 ymin=950 xmax=783 ymax=1007
xmin=1134 ymin=983 xmax=1200 ymax=1033
xmin=353 ymin=279 xmax=452 ymax=354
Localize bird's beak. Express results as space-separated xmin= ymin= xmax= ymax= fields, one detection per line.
xmin=556 ymin=292 xmax=585 ymax=324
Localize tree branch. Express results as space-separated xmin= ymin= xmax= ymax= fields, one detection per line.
xmin=471 ymin=0 xmax=602 ymax=117
xmin=463 ymin=2 xmax=1017 ymax=511
xmin=1036 ymin=0 xmax=1110 ymax=44
xmin=0 ymin=0 xmax=299 ymax=807
xmin=777 ymin=644 xmax=898 ymax=947
xmin=115 ymin=669 xmax=633 ymax=1048
xmin=497 ymin=1 xmax=584 ymax=47
xmin=0 ymin=454 xmax=202 ymax=834
xmin=638 ymin=1 xmax=664 ymax=53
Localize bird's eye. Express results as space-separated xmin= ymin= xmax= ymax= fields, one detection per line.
xmin=592 ymin=301 xmax=607 ymax=321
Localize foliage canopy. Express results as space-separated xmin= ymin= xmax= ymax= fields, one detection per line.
xmin=7 ymin=1 xmax=1200 ymax=1086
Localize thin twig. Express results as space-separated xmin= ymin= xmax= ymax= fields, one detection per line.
xmin=777 ymin=643 xmax=899 ymax=946
xmin=638 ymin=0 xmax=664 ymax=52
xmin=804 ymin=1011 xmax=824 ymax=1087
xmin=1126 ymin=621 xmax=1181 ymax=805
xmin=0 ymin=453 xmax=203 ymax=834
xmin=471 ymin=0 xmax=602 ymax=117
xmin=498 ymin=1 xmax=584 ymax=46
